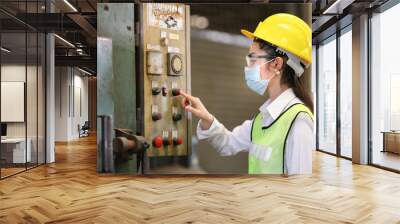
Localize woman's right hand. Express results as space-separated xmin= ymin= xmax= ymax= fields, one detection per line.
xmin=180 ymin=90 xmax=214 ymax=130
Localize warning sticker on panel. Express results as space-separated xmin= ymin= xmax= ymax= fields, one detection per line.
xmin=148 ymin=3 xmax=184 ymax=31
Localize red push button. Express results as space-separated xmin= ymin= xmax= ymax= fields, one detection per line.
xmin=152 ymin=136 xmax=163 ymax=148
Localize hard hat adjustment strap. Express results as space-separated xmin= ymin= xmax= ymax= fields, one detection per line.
xmin=276 ymin=47 xmax=305 ymax=77
xmin=254 ymin=38 xmax=308 ymax=77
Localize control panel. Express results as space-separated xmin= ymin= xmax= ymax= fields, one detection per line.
xmin=140 ymin=3 xmax=190 ymax=157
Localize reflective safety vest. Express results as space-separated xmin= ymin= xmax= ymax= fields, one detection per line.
xmin=249 ymin=103 xmax=313 ymax=174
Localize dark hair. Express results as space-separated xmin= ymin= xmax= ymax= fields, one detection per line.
xmin=254 ymin=38 xmax=314 ymax=113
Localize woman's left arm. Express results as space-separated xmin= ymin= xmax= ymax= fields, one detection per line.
xmin=284 ymin=112 xmax=315 ymax=175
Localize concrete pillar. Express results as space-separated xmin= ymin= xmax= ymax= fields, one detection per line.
xmin=352 ymin=14 xmax=369 ymax=164
xmin=46 ymin=1 xmax=55 ymax=163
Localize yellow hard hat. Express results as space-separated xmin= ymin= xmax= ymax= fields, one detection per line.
xmin=241 ymin=13 xmax=312 ymax=65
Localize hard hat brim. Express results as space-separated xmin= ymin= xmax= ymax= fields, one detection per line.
xmin=240 ymin=29 xmax=255 ymax=39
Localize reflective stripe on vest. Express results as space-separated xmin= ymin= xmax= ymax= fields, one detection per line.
xmin=249 ymin=103 xmax=313 ymax=174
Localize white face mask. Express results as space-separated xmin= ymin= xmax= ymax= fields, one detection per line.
xmin=244 ymin=60 xmax=273 ymax=95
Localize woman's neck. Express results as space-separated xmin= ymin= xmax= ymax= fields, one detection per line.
xmin=267 ymin=83 xmax=289 ymax=102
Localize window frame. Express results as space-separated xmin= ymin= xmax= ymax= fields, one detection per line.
xmin=315 ymin=24 xmax=353 ymax=161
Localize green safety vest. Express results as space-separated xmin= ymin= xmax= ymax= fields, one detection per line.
xmin=249 ymin=103 xmax=313 ymax=174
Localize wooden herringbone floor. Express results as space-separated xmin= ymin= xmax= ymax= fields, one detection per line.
xmin=1 ymin=135 xmax=400 ymax=224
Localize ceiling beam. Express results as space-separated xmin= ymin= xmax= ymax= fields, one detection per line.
xmin=67 ymin=13 xmax=97 ymax=40
xmin=55 ymin=55 xmax=96 ymax=71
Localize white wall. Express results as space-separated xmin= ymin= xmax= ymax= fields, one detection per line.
xmin=1 ymin=65 xmax=26 ymax=130
xmin=1 ymin=82 xmax=25 ymax=122
xmin=55 ymin=67 xmax=89 ymax=141
xmin=55 ymin=67 xmax=69 ymax=141
xmin=1 ymin=64 xmax=46 ymax=164
xmin=1 ymin=65 xmax=40 ymax=138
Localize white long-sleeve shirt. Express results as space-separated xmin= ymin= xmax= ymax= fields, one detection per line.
xmin=196 ymin=88 xmax=314 ymax=175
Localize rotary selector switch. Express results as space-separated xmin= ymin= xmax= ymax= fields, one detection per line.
xmin=151 ymin=80 xmax=161 ymax=95
xmin=172 ymin=113 xmax=182 ymax=122
xmin=171 ymin=88 xmax=181 ymax=97
xmin=172 ymin=107 xmax=182 ymax=122
xmin=151 ymin=105 xmax=162 ymax=121
xmin=171 ymin=82 xmax=180 ymax=97
xmin=152 ymin=113 xmax=162 ymax=121
xmin=152 ymin=87 xmax=161 ymax=95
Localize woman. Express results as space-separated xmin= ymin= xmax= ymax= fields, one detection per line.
xmin=180 ymin=13 xmax=314 ymax=175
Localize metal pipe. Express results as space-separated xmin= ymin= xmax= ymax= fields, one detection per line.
xmin=97 ymin=115 xmax=114 ymax=172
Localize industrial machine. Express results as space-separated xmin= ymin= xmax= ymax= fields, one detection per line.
xmin=97 ymin=3 xmax=191 ymax=174
xmin=137 ymin=3 xmax=192 ymax=171
xmin=138 ymin=3 xmax=191 ymax=159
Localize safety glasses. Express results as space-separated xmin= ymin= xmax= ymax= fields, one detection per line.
xmin=245 ymin=53 xmax=274 ymax=67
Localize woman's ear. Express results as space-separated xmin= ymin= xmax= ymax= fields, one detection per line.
xmin=273 ymin=57 xmax=284 ymax=73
